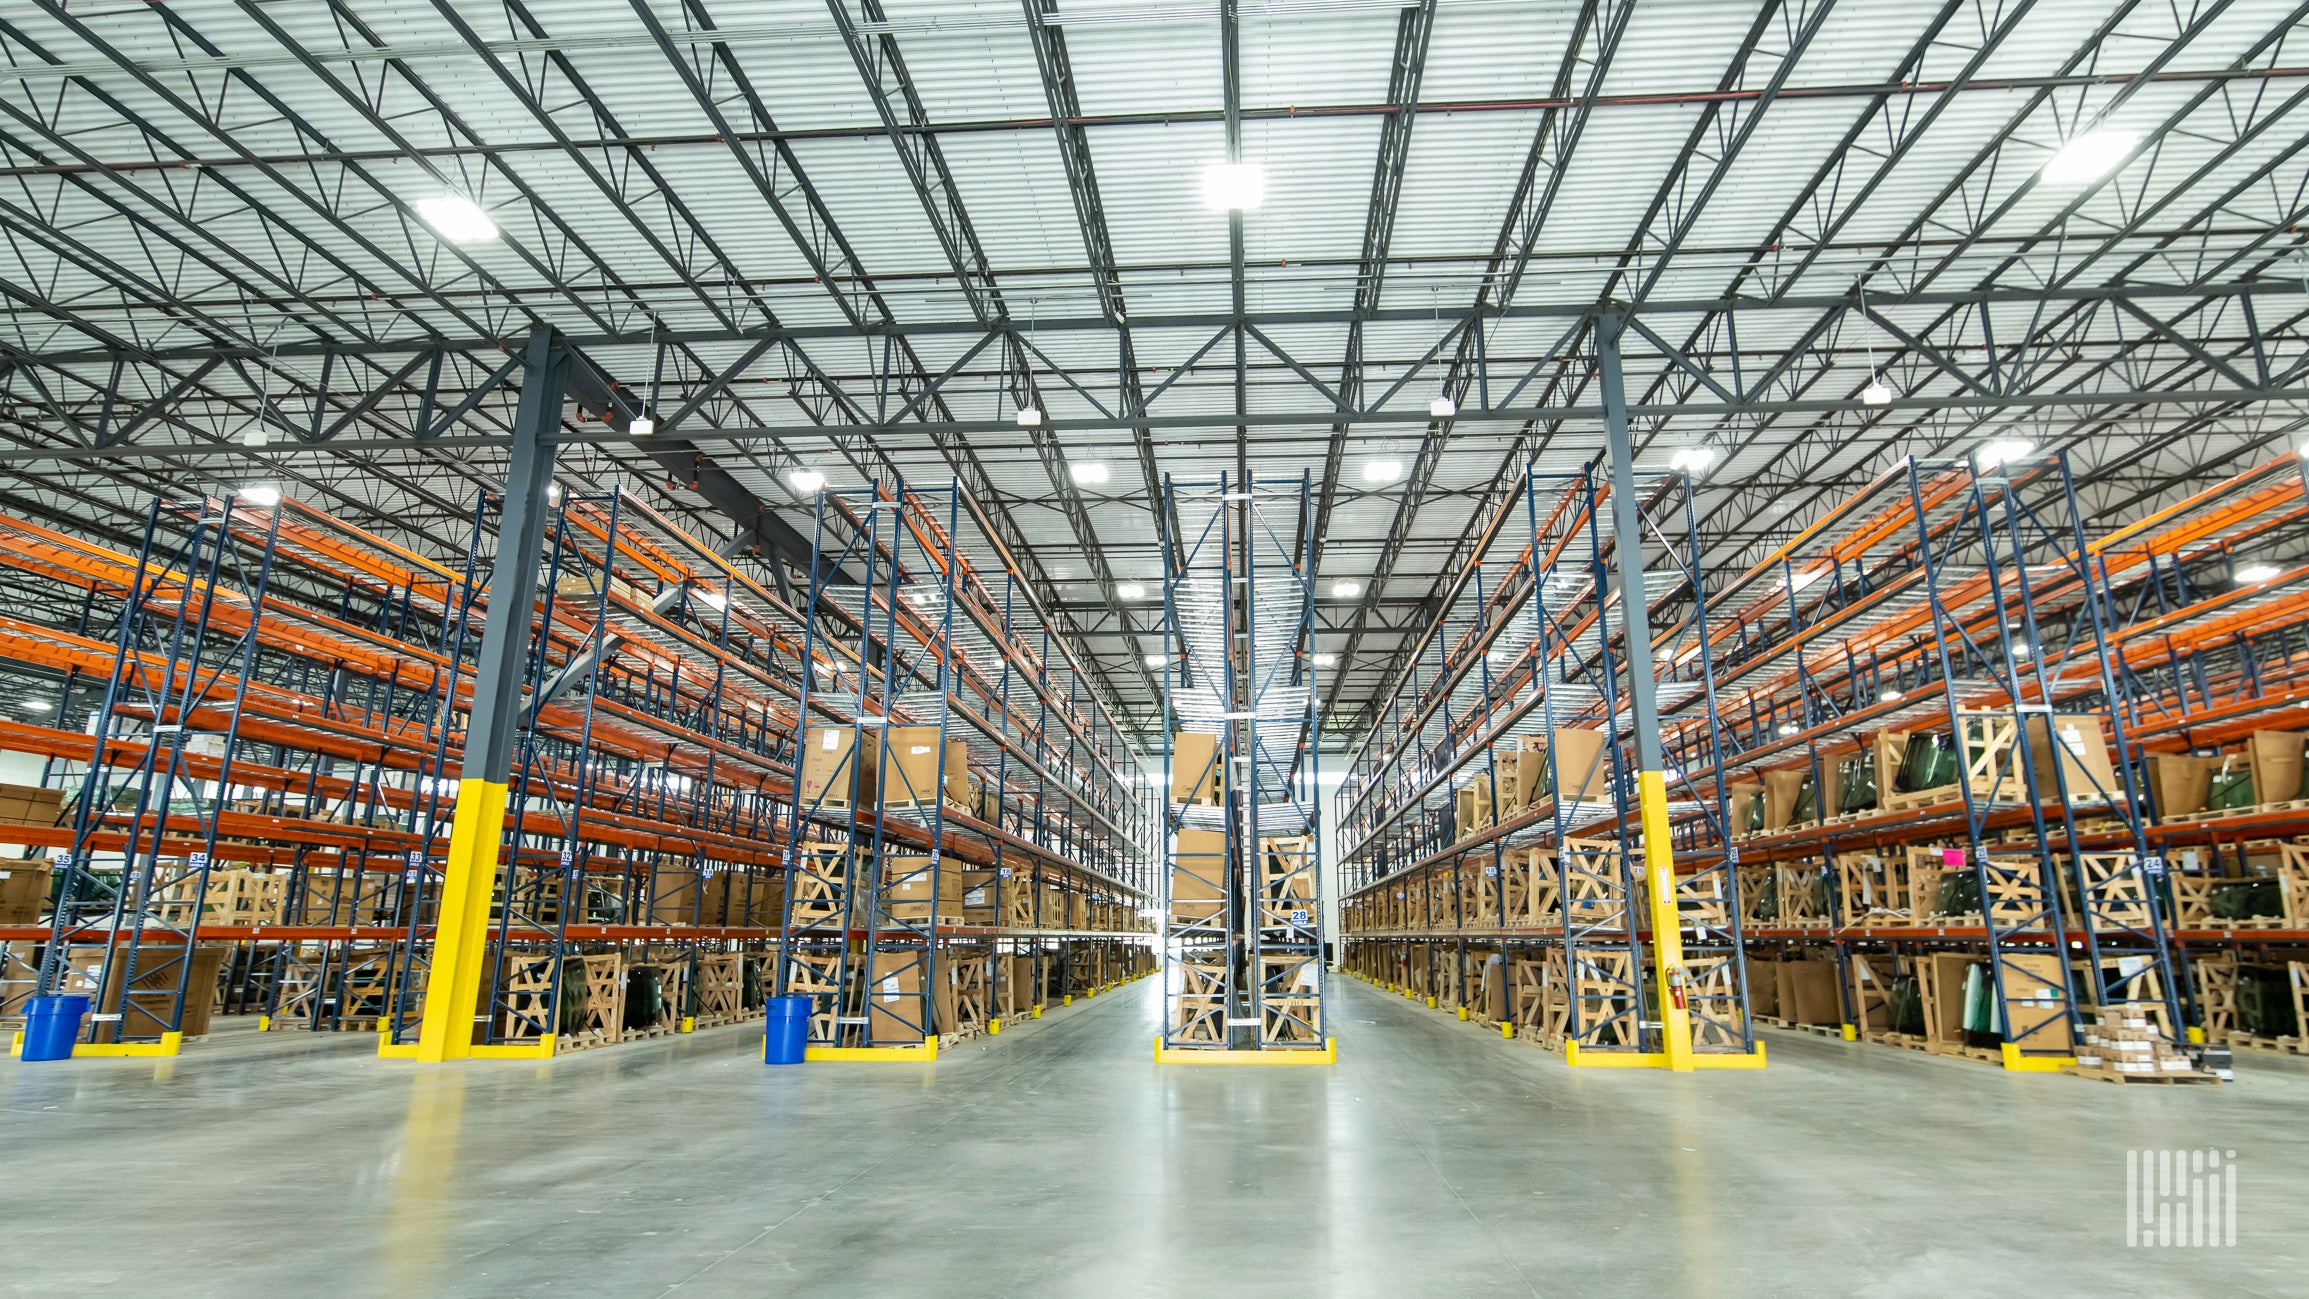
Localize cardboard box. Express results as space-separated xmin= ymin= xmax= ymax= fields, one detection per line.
xmin=1551 ymin=728 xmax=1611 ymax=802
xmin=1500 ymin=740 xmax=1546 ymax=812
xmin=1994 ymin=952 xmax=2074 ymax=1055
xmin=0 ymin=784 xmax=64 ymax=829
xmin=877 ymin=726 xmax=945 ymax=807
xmin=882 ymin=855 xmax=962 ymax=921
xmin=1170 ymin=828 xmax=1227 ymax=924
xmin=2144 ymin=754 xmax=2214 ymax=819
xmin=2026 ymin=714 xmax=2122 ymax=802
xmin=555 ymin=572 xmax=642 ymax=607
xmin=1482 ymin=953 xmax=1508 ymax=1021
xmin=740 ymin=872 xmax=785 ymax=929
xmin=1745 ymin=957 xmax=1780 ymax=1017
xmin=866 ymin=948 xmax=928 ymax=1041
xmin=1171 ymin=731 xmax=1223 ymax=805
xmin=52 ymin=943 xmax=228 ymax=1041
xmin=1001 ymin=954 xmax=1040 ymax=1014
xmin=944 ymin=739 xmax=974 ymax=807
xmin=650 ymin=865 xmax=702 ymax=924
xmin=958 ymin=870 xmax=999 ymax=925
xmin=0 ymin=862 xmax=50 ymax=925
xmin=2248 ymin=730 xmax=2306 ymax=805
xmin=799 ymin=726 xmax=873 ymax=808
xmin=1763 ymin=769 xmax=1813 ymax=831
xmin=1778 ymin=959 xmax=1840 ymax=1026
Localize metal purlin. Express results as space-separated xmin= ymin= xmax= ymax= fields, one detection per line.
xmin=37 ymin=494 xmax=284 ymax=1051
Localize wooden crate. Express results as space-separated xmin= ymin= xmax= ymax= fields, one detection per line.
xmin=154 ymin=868 xmax=287 ymax=927
xmin=692 ymin=953 xmax=744 ymax=1026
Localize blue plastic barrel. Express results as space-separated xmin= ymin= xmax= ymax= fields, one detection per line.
xmin=21 ymin=994 xmax=90 ymax=1062
xmin=763 ymin=995 xmax=811 ymax=1065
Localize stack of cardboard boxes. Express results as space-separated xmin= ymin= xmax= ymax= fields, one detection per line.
xmin=1170 ymin=732 xmax=1224 ymax=807
xmin=883 ymin=855 xmax=965 ymax=925
xmin=799 ymin=724 xmax=973 ymax=812
xmin=1170 ymin=828 xmax=1227 ymax=930
xmin=0 ymin=783 xmax=62 ymax=926
xmin=2074 ymin=1008 xmax=2213 ymax=1081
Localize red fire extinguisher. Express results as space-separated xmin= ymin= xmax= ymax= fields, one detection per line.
xmin=1667 ymin=965 xmax=1689 ymax=1011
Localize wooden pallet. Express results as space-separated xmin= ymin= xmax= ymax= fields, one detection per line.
xmin=2164 ymin=798 xmax=2309 ymax=825
xmin=2203 ymin=915 xmax=2295 ymax=930
xmin=2226 ymin=1034 xmax=2307 ymax=1056
xmin=938 ymin=1021 xmax=988 ymax=1048
xmin=2064 ymin=1064 xmax=2223 ymax=1085
xmin=1774 ymin=1019 xmax=1846 ymax=1038
xmin=1923 ymin=1041 xmax=2004 ymax=1065
xmin=1883 ymin=786 xmax=1965 ymax=812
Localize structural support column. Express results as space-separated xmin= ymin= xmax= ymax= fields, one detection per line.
xmin=1596 ymin=311 xmax=1694 ymax=1072
xmin=411 ymin=325 xmax=567 ymax=1062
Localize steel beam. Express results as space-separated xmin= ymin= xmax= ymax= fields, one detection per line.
xmin=413 ymin=324 xmax=564 ymax=1063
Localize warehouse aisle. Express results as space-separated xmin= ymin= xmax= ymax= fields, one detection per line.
xmin=2 ymin=978 xmax=2303 ymax=1297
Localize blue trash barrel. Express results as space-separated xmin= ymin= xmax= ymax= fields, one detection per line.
xmin=21 ymin=995 xmax=91 ymax=1062
xmin=763 ymin=995 xmax=811 ymax=1065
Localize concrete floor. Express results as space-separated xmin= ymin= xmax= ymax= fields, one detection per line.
xmin=2 ymin=977 xmax=2302 ymax=1298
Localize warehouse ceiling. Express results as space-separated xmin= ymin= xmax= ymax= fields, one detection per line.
xmin=5 ymin=0 xmax=2309 ymax=747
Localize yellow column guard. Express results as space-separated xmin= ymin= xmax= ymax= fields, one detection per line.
xmin=1638 ymin=770 xmax=1696 ymax=1072
xmin=412 ymin=777 xmax=511 ymax=1063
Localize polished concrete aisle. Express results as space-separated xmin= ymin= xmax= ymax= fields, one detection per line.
xmin=3 ymin=977 xmax=2304 ymax=1297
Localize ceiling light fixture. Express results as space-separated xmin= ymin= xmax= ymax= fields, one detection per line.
xmin=1669 ymin=447 xmax=1716 ymax=473
xmin=1362 ymin=459 xmax=1403 ymax=484
xmin=1429 ymin=395 xmax=1456 ymax=419
xmin=628 ymin=417 xmax=655 ymax=437
xmin=694 ymin=589 xmax=728 ymax=612
xmin=1331 ymin=579 xmax=1363 ymax=599
xmin=1201 ymin=162 xmax=1265 ymax=212
xmin=1855 ymin=287 xmax=1897 ymax=409
xmin=1116 ymin=582 xmax=1146 ymax=599
xmin=1777 ymin=722 xmax=1800 ymax=737
xmin=414 ymin=194 xmax=499 ymax=244
xmin=1015 ymin=406 xmax=1042 ymax=427
xmin=1312 ymin=652 xmax=1337 ymax=667
xmin=788 ymin=468 xmax=826 ymax=493
xmin=2042 ymin=128 xmax=2141 ymax=185
xmin=1144 ymin=654 xmax=1166 ymax=667
xmin=1976 ymin=438 xmax=2036 ymax=471
xmin=1069 ymin=461 xmax=1109 ymax=486
xmin=2237 ymin=564 xmax=2282 ymax=584
xmin=22 ymin=699 xmax=52 ymax=712
xmin=237 ymin=485 xmax=281 ymax=507
xmin=1881 ymin=688 xmax=1904 ymax=702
